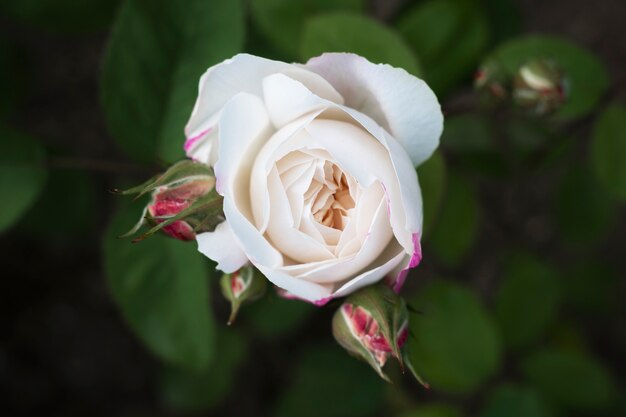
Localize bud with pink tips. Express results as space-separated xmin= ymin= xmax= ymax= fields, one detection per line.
xmin=332 ymin=283 xmax=426 ymax=384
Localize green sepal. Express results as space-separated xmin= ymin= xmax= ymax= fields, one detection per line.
xmin=116 ymin=160 xmax=214 ymax=200
xmin=220 ymin=267 xmax=267 ymax=325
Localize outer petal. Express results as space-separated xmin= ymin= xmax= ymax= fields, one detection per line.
xmin=304 ymin=53 xmax=443 ymax=166
xmin=185 ymin=54 xmax=343 ymax=138
xmin=196 ymin=221 xmax=248 ymax=273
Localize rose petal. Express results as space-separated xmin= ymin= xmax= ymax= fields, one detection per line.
xmin=196 ymin=221 xmax=248 ymax=273
xmin=186 ymin=54 xmax=343 ymax=138
xmin=304 ymin=52 xmax=443 ymax=166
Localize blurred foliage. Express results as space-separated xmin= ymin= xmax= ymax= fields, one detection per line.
xmin=495 ymin=252 xmax=561 ymax=351
xmin=0 ymin=0 xmax=120 ymax=32
xmin=251 ymin=0 xmax=364 ymax=59
xmin=1 ymin=0 xmax=624 ymax=416
xmin=301 ymin=12 xmax=422 ymax=76
xmin=429 ymin=173 xmax=480 ymax=266
xmin=591 ymin=104 xmax=626 ymax=201
xmin=160 ymin=329 xmax=247 ymax=412
xmin=0 ymin=126 xmax=47 ymax=233
xmin=522 ymin=348 xmax=615 ymax=411
xmin=397 ymin=0 xmax=490 ymax=95
xmin=479 ymin=385 xmax=552 ymax=417
xmin=408 ymin=281 xmax=501 ymax=394
xmin=103 ymin=200 xmax=216 ymax=371
xmin=416 ymin=151 xmax=447 ymax=236
xmin=274 ymin=343 xmax=384 ymax=417
xmin=101 ymin=0 xmax=245 ymax=164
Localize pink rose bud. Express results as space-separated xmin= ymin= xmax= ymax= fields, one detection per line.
xmin=512 ymin=58 xmax=567 ymax=115
xmin=116 ymin=160 xmax=224 ymax=242
xmin=220 ymin=266 xmax=267 ymax=325
xmin=474 ymin=60 xmax=509 ymax=101
xmin=332 ymin=283 xmax=425 ymax=384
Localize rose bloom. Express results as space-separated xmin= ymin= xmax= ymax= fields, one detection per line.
xmin=184 ymin=53 xmax=443 ymax=304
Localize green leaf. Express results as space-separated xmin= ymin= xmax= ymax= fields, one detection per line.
xmin=103 ymin=201 xmax=215 ymax=370
xmin=407 ymin=281 xmax=501 ymax=394
xmin=397 ymin=0 xmax=490 ymax=94
xmin=0 ymin=0 xmax=120 ymax=32
xmin=440 ymin=115 xmax=507 ymax=177
xmin=485 ymin=35 xmax=610 ymax=119
xmin=591 ymin=104 xmax=626 ymax=201
xmin=243 ymin=290 xmax=315 ymax=339
xmin=522 ymin=348 xmax=615 ymax=411
xmin=0 ymin=127 xmax=47 ymax=233
xmin=301 ymin=12 xmax=422 ymax=76
xmin=160 ymin=329 xmax=247 ymax=412
xmin=555 ymin=165 xmax=616 ymax=245
xmin=101 ymin=0 xmax=244 ymax=164
xmin=429 ymin=174 xmax=480 ymax=266
xmin=479 ymin=384 xmax=553 ymax=417
xmin=417 ymin=152 xmax=447 ymax=237
xmin=398 ymin=404 xmax=464 ymax=417
xmin=495 ymin=252 xmax=561 ymax=350
xmin=250 ymin=0 xmax=364 ymax=58
xmin=274 ymin=343 xmax=384 ymax=417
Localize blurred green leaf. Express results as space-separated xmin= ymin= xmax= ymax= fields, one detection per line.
xmin=101 ymin=0 xmax=244 ymax=164
xmin=397 ymin=0 xmax=490 ymax=94
xmin=408 ymin=281 xmax=501 ymax=394
xmin=591 ymin=104 xmax=626 ymax=201
xmin=480 ymin=384 xmax=552 ymax=417
xmin=274 ymin=343 xmax=384 ymax=417
xmin=562 ymin=261 xmax=620 ymax=316
xmin=0 ymin=38 xmax=26 ymax=120
xmin=160 ymin=329 xmax=247 ymax=412
xmin=250 ymin=0 xmax=364 ymax=58
xmin=301 ymin=12 xmax=421 ymax=75
xmin=495 ymin=252 xmax=561 ymax=350
xmin=522 ymin=348 xmax=615 ymax=411
xmin=0 ymin=0 xmax=120 ymax=32
xmin=243 ymin=290 xmax=315 ymax=339
xmin=441 ymin=115 xmax=507 ymax=177
xmin=486 ymin=36 xmax=610 ymax=119
xmin=417 ymin=151 xmax=447 ymax=237
xmin=0 ymin=127 xmax=47 ymax=233
xmin=430 ymin=174 xmax=479 ymax=266
xmin=398 ymin=404 xmax=464 ymax=417
xmin=103 ymin=201 xmax=215 ymax=370
xmin=555 ymin=165 xmax=616 ymax=245
xmin=483 ymin=0 xmax=520 ymax=42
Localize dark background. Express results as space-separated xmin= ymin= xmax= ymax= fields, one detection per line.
xmin=1 ymin=0 xmax=625 ymax=416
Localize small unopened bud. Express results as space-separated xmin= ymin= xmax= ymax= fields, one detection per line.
xmin=513 ymin=58 xmax=567 ymax=115
xmin=474 ymin=61 xmax=509 ymax=101
xmin=332 ymin=283 xmax=424 ymax=384
xmin=220 ymin=266 xmax=267 ymax=325
xmin=118 ymin=160 xmax=224 ymax=242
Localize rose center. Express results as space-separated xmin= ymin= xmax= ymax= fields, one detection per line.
xmin=305 ymin=162 xmax=355 ymax=231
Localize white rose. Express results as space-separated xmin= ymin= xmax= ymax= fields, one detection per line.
xmin=185 ymin=53 xmax=443 ymax=304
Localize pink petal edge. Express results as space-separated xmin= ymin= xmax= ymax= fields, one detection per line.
xmin=183 ymin=127 xmax=212 ymax=154
xmin=275 ymin=287 xmax=333 ymax=306
xmin=392 ymin=232 xmax=422 ymax=293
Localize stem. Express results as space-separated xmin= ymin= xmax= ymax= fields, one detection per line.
xmin=47 ymin=156 xmax=149 ymax=175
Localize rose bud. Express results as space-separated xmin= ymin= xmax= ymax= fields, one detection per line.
xmin=332 ymin=283 xmax=425 ymax=384
xmin=474 ymin=60 xmax=509 ymax=101
xmin=220 ymin=266 xmax=267 ymax=325
xmin=512 ymin=58 xmax=567 ymax=115
xmin=117 ymin=160 xmax=224 ymax=242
